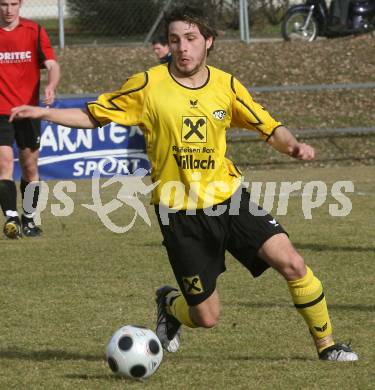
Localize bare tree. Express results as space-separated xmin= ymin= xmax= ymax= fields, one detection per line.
xmin=255 ymin=0 xmax=291 ymax=25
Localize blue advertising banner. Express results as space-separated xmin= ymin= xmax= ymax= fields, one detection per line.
xmin=13 ymin=96 xmax=150 ymax=180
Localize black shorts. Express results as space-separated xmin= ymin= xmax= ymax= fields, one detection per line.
xmin=0 ymin=115 xmax=41 ymax=150
xmin=155 ymin=187 xmax=287 ymax=306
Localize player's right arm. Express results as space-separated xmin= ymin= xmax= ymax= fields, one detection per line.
xmin=9 ymin=106 xmax=96 ymax=129
xmin=10 ymin=71 xmax=148 ymax=129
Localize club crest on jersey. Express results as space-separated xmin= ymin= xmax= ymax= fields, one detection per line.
xmin=213 ymin=109 xmax=226 ymax=120
xmin=182 ymin=116 xmax=207 ymax=143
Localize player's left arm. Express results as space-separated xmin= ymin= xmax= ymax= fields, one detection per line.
xmin=38 ymin=26 xmax=60 ymax=106
xmin=267 ymin=125 xmax=315 ymax=160
xmin=43 ymin=59 xmax=60 ymax=106
xmin=230 ymin=77 xmax=314 ymax=161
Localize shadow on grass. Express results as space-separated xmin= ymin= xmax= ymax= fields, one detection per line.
xmin=237 ymin=302 xmax=375 ymax=312
xmin=330 ymin=304 xmax=375 ymax=312
xmin=64 ymin=373 xmax=126 ymax=381
xmin=294 ymin=243 xmax=375 ymax=252
xmin=177 ymin=352 xmax=316 ymax=362
xmin=228 ymin=355 xmax=316 ymax=362
xmin=133 ymin=242 xmax=375 ymax=251
xmin=0 ymin=348 xmax=103 ymax=362
xmin=0 ymin=349 xmax=135 ymax=382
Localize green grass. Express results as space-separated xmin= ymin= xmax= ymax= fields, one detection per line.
xmin=0 ymin=165 xmax=374 ymax=389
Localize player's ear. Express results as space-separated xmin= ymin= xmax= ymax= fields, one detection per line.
xmin=205 ymin=36 xmax=213 ymax=51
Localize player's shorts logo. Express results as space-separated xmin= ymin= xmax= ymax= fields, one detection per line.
xmin=182 ymin=275 xmax=204 ymax=295
xmin=182 ymin=116 xmax=207 ymax=143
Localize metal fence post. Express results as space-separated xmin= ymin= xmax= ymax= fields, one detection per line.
xmin=144 ymin=0 xmax=173 ymax=45
xmin=243 ymin=0 xmax=250 ymax=43
xmin=58 ymin=0 xmax=65 ymax=49
xmin=239 ymin=0 xmax=244 ymax=41
xmin=30 ymin=0 xmax=245 ymax=46
xmin=239 ymin=0 xmax=250 ymax=43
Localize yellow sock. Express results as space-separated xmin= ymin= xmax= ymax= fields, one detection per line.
xmin=288 ymin=266 xmax=334 ymax=353
xmin=168 ymin=293 xmax=198 ymax=328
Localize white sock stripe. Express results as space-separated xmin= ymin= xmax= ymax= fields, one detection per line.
xmin=5 ymin=210 xmax=19 ymax=218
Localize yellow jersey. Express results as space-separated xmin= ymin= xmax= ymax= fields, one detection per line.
xmin=87 ymin=64 xmax=281 ymax=209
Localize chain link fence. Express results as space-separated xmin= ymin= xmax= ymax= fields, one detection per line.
xmin=21 ymin=0 xmax=289 ymax=47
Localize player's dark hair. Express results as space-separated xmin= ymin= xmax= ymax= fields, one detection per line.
xmin=151 ymin=35 xmax=168 ymax=46
xmin=164 ymin=5 xmax=218 ymax=54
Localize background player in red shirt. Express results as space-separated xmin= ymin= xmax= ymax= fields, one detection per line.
xmin=0 ymin=0 xmax=60 ymax=238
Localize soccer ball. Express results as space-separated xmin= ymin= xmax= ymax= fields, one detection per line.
xmin=106 ymin=325 xmax=163 ymax=380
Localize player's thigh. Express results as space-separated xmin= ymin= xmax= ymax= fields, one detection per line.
xmin=14 ymin=118 xmax=41 ymax=151
xmin=18 ymin=148 xmax=40 ymax=180
xmin=155 ymin=206 xmax=227 ymax=307
xmin=0 ymin=115 xmax=15 ymax=148
xmin=257 ymin=233 xmax=306 ymax=280
xmin=0 ymin=145 xmax=14 ymax=179
xmin=0 ymin=116 xmax=15 ymax=178
xmin=15 ymin=119 xmax=41 ymax=180
xmin=227 ymin=189 xmax=287 ymax=277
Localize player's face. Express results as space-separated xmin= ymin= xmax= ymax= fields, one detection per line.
xmin=152 ymin=43 xmax=169 ymax=60
xmin=0 ymin=0 xmax=22 ymax=27
xmin=168 ymin=21 xmax=213 ymax=77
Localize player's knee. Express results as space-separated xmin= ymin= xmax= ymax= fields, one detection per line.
xmin=191 ymin=306 xmax=220 ymax=328
xmin=20 ymin=163 xmax=38 ymax=181
xmin=282 ymin=253 xmax=306 ymax=280
xmin=194 ymin=313 xmax=219 ymax=328
xmin=0 ymin=157 xmax=13 ymax=177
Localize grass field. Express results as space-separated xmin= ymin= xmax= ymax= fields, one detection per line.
xmin=0 ymin=164 xmax=374 ymax=389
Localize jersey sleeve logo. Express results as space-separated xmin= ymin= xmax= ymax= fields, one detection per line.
xmin=182 ymin=116 xmax=207 ymax=143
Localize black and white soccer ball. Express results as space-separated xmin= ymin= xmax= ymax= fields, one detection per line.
xmin=106 ymin=325 xmax=163 ymax=380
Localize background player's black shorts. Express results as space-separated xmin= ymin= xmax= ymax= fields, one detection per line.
xmin=155 ymin=187 xmax=287 ymax=306
xmin=0 ymin=115 xmax=41 ymax=150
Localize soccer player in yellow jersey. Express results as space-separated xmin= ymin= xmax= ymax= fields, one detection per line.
xmin=10 ymin=6 xmax=358 ymax=361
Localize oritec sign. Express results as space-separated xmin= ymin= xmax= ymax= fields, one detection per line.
xmin=13 ymin=96 xmax=150 ymax=179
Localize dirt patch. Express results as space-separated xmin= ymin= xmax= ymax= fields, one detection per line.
xmin=54 ymin=34 xmax=375 ymax=94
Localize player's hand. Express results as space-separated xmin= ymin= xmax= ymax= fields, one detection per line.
xmin=287 ymin=143 xmax=315 ymax=160
xmin=9 ymin=105 xmax=46 ymax=122
xmin=43 ymin=85 xmax=55 ymax=105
